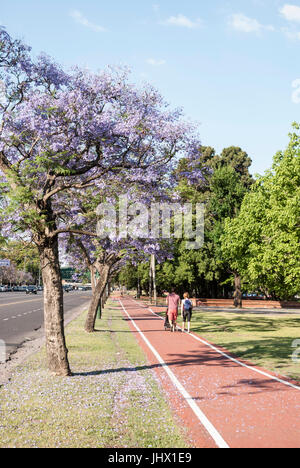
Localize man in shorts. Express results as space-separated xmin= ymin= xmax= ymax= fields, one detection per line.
xmin=166 ymin=288 xmax=180 ymax=332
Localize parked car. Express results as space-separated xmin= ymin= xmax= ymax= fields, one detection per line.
xmin=25 ymin=285 xmax=38 ymax=295
xmin=0 ymin=285 xmax=7 ymax=292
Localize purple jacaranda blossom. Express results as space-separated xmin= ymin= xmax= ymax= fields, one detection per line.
xmin=0 ymin=29 xmax=204 ymax=374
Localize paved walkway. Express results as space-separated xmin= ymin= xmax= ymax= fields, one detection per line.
xmin=117 ymin=296 xmax=300 ymax=448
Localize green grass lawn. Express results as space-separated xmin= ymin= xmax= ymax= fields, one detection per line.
xmin=0 ymin=300 xmax=190 ymax=448
xmin=188 ymin=309 xmax=300 ymax=382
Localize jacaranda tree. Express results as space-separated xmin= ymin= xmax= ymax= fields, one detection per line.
xmin=63 ymin=177 xmax=177 ymax=333
xmin=0 ymin=29 xmax=202 ymax=375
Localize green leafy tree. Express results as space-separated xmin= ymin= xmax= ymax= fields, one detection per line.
xmin=222 ymin=124 xmax=300 ymax=300
xmin=207 ymin=165 xmax=248 ymax=305
xmin=157 ymin=143 xmax=253 ymax=300
xmin=0 ymin=240 xmax=40 ymax=282
xmin=220 ymin=146 xmax=254 ymax=188
xmin=118 ymin=146 xmax=253 ymax=301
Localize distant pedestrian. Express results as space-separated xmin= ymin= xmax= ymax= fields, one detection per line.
xmin=181 ymin=292 xmax=193 ymax=333
xmin=166 ymin=288 xmax=180 ymax=332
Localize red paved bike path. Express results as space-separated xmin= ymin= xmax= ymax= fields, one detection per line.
xmin=117 ymin=296 xmax=300 ymax=448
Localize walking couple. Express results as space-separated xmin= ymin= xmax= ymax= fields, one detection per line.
xmin=166 ymin=289 xmax=193 ymax=333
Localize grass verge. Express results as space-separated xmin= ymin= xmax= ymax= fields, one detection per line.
xmin=0 ymin=299 xmax=190 ymax=448
xmin=186 ymin=309 xmax=300 ymax=382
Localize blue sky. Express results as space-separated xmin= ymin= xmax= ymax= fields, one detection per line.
xmin=1 ymin=0 xmax=300 ymax=175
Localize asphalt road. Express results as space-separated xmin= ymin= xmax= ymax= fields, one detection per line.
xmin=0 ymin=291 xmax=92 ymax=360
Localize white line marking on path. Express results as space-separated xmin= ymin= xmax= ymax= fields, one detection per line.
xmin=119 ymin=299 xmax=230 ymax=449
xmin=141 ymin=302 xmax=300 ymax=392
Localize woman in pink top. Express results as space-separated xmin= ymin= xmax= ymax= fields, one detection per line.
xmin=166 ymin=289 xmax=180 ymax=332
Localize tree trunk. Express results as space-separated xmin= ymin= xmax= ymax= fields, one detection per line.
xmin=233 ymin=273 xmax=242 ymax=308
xmin=85 ymin=264 xmax=110 ymax=333
xmin=151 ymin=254 xmax=157 ymax=305
xmin=90 ymin=265 xmax=96 ymax=293
xmin=39 ymin=235 xmax=71 ymax=377
xmin=212 ymin=280 xmax=218 ymax=299
xmin=137 ymin=274 xmax=141 ymax=299
xmin=149 ymin=258 xmax=153 ymax=303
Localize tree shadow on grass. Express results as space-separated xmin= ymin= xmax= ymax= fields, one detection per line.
xmin=72 ymin=345 xmax=295 ymax=401
xmin=76 ymin=312 xmax=300 ymax=392
xmin=193 ymin=314 xmax=300 ymax=334
xmin=201 ymin=337 xmax=297 ymax=367
xmin=78 ymin=332 xmax=299 ymax=381
xmin=72 ymin=345 xmax=274 ymax=377
xmin=73 ymin=347 xmax=236 ymax=377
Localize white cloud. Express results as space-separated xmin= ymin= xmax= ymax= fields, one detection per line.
xmin=229 ymin=13 xmax=274 ymax=34
xmin=162 ymin=14 xmax=202 ymax=29
xmin=146 ymin=58 xmax=166 ymax=66
xmin=70 ymin=10 xmax=107 ymax=32
xmin=292 ymin=79 xmax=300 ymax=103
xmin=282 ymin=27 xmax=300 ymax=40
xmin=280 ymin=6 xmax=300 ymax=41
xmin=280 ymin=4 xmax=300 ymax=22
